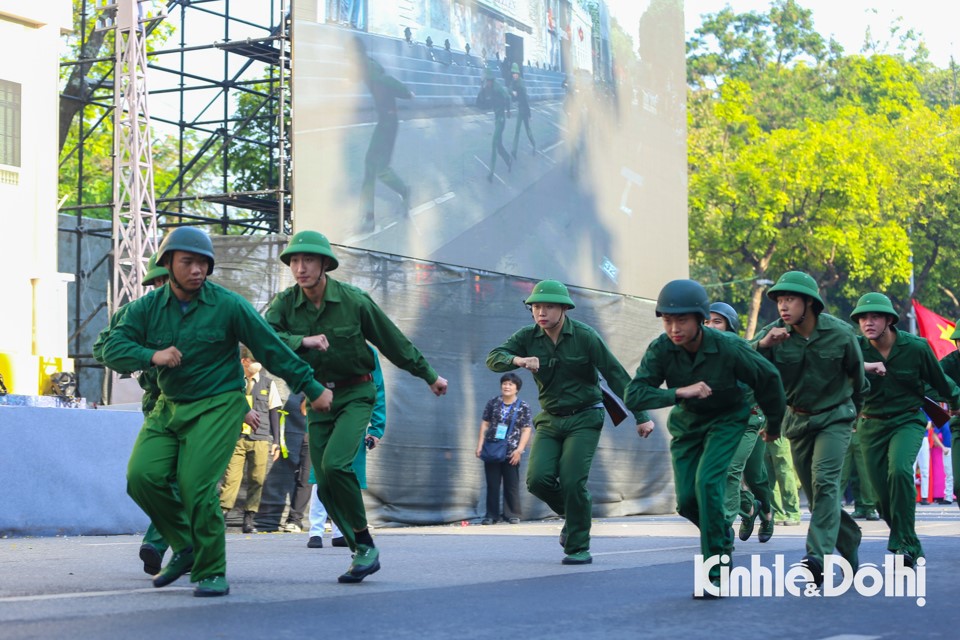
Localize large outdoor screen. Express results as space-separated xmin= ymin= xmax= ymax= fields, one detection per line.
xmin=291 ymin=0 xmax=687 ymax=299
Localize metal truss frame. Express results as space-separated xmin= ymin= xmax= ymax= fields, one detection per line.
xmin=59 ymin=0 xmax=291 ymax=391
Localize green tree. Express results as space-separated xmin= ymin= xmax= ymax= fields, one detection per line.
xmin=897 ymin=105 xmax=960 ymax=319
xmin=58 ymin=0 xmax=207 ymax=222
xmin=229 ymin=79 xmax=288 ymax=195
xmin=687 ymin=0 xmax=841 ymax=131
xmin=687 ymin=1 xmax=960 ymax=335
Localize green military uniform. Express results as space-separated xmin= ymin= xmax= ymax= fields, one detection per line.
xmin=353 ymin=348 xmax=386 ymax=487
xmin=307 ymin=348 xmax=386 ymax=491
xmin=765 ymin=435 xmax=802 ymax=524
xmin=708 ymin=303 xmax=776 ymax=541
xmin=626 ymin=286 xmax=785 ymax=582
xmin=132 ymin=367 xmax=174 ymax=558
xmin=95 ymin=311 xmax=171 ymax=561
xmin=852 ymin=293 xmax=960 ymax=561
xmin=476 ymin=69 xmax=512 ymax=179
xmin=265 ymin=277 xmax=437 ymax=553
xmin=487 ymin=281 xmax=647 ymax=563
xmin=98 ymin=232 xmax=324 ymax=592
xmin=738 ymin=418 xmax=775 ymax=524
xmin=92 ymin=257 xmax=172 ymax=572
xmin=726 ymin=392 xmax=776 ymax=533
xmin=839 ymin=428 xmax=877 ymax=518
xmin=753 ymin=307 xmax=866 ymax=570
xmin=938 ymin=335 xmax=960 ymax=505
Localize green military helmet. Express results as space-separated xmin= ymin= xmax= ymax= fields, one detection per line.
xmin=708 ymin=301 xmax=740 ymax=333
xmin=279 ymin=230 xmax=339 ymax=270
xmin=157 ymin=227 xmax=215 ymax=273
xmin=525 ymin=279 xmax=575 ymax=309
xmin=850 ymin=292 xmax=899 ymax=324
xmin=656 ymin=279 xmax=710 ymax=318
xmin=483 ymin=67 xmax=496 ymax=81
xmin=766 ymin=271 xmax=824 ymax=313
xmin=511 ymin=62 xmax=520 ymax=73
xmin=141 ymin=253 xmax=169 ymax=286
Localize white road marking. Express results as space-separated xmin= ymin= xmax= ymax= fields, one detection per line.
xmin=0 ymin=586 xmax=192 ymax=603
xmin=411 ymin=191 xmax=456 ymax=217
xmin=473 ymin=155 xmax=507 ymax=185
xmin=297 ymin=121 xmax=376 ymax=134
xmin=592 ymin=545 xmax=700 ymax=557
xmin=345 ymin=220 xmax=399 ymax=244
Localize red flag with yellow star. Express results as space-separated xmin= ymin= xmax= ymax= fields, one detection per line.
xmin=912 ymin=299 xmax=958 ymax=359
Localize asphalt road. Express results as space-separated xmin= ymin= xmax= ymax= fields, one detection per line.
xmin=1 ymin=506 xmax=956 ymax=640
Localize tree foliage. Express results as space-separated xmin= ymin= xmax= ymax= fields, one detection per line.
xmin=688 ymin=0 xmax=960 ymax=335
xmin=58 ymin=0 xmax=205 ymax=221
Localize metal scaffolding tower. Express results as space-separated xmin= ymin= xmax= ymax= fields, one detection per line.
xmin=59 ymin=0 xmax=291 ymax=400
xmin=62 ymin=0 xmax=292 ymax=235
xmin=100 ymin=0 xmax=164 ymax=310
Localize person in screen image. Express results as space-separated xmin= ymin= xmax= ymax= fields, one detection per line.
xmin=509 ymin=62 xmax=535 ymax=159
xmin=352 ymin=37 xmax=414 ymax=235
xmin=476 ymin=67 xmax=512 ymax=182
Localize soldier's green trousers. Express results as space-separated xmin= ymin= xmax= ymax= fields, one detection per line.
xmin=725 ymin=412 xmax=774 ymax=525
xmin=668 ymin=405 xmax=747 ymax=570
xmin=840 ymin=428 xmax=876 ymax=512
xmin=307 ymin=382 xmax=375 ymax=553
xmin=785 ymin=403 xmax=862 ymax=567
xmin=858 ymin=414 xmax=926 ymax=558
xmin=489 ymin=113 xmax=510 ymax=174
xmin=141 ymin=478 xmax=179 ymax=555
xmin=512 ymin=114 xmax=535 ymax=156
xmin=737 ymin=432 xmax=774 ymax=523
xmin=142 ymin=524 xmax=168 ymax=554
xmin=127 ymin=390 xmax=248 ymax=582
xmin=765 ymin=435 xmax=802 ymax=522
xmin=361 ymin=116 xmax=407 ymax=215
xmin=526 ymin=408 xmax=604 ymax=556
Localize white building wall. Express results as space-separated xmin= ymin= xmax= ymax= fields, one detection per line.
xmin=0 ymin=2 xmax=74 ymax=393
xmin=570 ymin=1 xmax=592 ymax=74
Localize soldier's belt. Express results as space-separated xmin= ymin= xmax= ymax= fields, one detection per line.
xmin=861 ymin=409 xmax=919 ymax=420
xmin=546 ymin=403 xmax=603 ymax=417
xmin=789 ymin=402 xmax=842 ymax=416
xmin=323 ymin=373 xmax=373 ymax=389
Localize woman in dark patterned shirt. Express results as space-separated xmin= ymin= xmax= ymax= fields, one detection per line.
xmin=476 ymin=372 xmax=533 ymax=524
